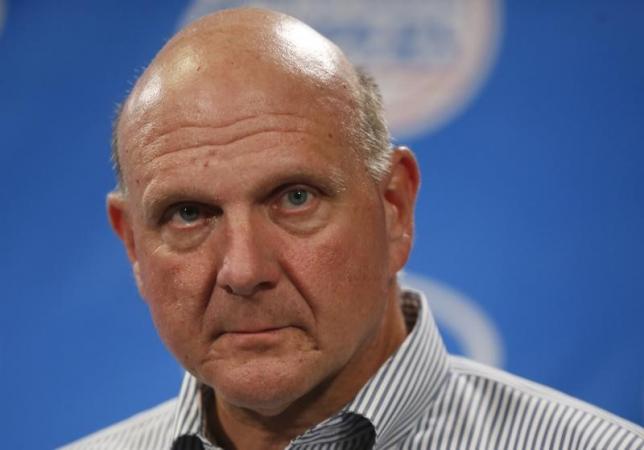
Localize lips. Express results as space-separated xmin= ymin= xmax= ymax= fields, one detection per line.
xmin=216 ymin=326 xmax=293 ymax=351
xmin=226 ymin=327 xmax=284 ymax=335
xmin=215 ymin=325 xmax=290 ymax=339
xmin=211 ymin=320 xmax=305 ymax=341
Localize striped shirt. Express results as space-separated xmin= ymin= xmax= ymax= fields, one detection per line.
xmin=62 ymin=290 xmax=644 ymax=449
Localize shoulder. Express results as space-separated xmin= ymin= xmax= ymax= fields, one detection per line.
xmin=59 ymin=398 xmax=177 ymax=450
xmin=435 ymin=355 xmax=644 ymax=449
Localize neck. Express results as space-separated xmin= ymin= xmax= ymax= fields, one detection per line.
xmin=205 ymin=289 xmax=408 ymax=450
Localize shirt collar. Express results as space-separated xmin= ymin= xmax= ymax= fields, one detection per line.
xmin=341 ymin=289 xmax=450 ymax=446
xmin=170 ymin=289 xmax=450 ymax=448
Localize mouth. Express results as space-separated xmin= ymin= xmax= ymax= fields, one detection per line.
xmin=218 ymin=325 xmax=289 ymax=337
xmin=218 ymin=326 xmax=295 ymax=339
xmin=216 ymin=327 xmax=293 ymax=350
xmin=228 ymin=327 xmax=285 ymax=335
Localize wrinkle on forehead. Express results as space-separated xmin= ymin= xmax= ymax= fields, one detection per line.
xmin=135 ymin=112 xmax=312 ymax=164
xmin=139 ymin=126 xmax=306 ymax=171
xmin=127 ymin=107 xmax=351 ymax=174
xmin=118 ymin=8 xmax=362 ymax=191
xmin=126 ymin=108 xmax=356 ymax=202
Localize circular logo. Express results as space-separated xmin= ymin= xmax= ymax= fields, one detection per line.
xmin=178 ymin=0 xmax=502 ymax=138
xmin=400 ymin=271 xmax=504 ymax=367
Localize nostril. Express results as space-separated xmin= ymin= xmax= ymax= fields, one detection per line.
xmin=222 ymin=280 xmax=275 ymax=297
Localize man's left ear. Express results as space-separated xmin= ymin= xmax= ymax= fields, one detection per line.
xmin=381 ymin=146 xmax=421 ymax=274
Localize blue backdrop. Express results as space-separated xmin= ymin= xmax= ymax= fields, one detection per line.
xmin=1 ymin=1 xmax=642 ymax=448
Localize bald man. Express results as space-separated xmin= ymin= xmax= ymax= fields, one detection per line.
xmin=63 ymin=8 xmax=643 ymax=450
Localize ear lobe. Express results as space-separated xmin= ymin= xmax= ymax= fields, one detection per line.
xmin=107 ymin=192 xmax=144 ymax=293
xmin=381 ymin=146 xmax=420 ymax=273
xmin=132 ymin=261 xmax=144 ymax=294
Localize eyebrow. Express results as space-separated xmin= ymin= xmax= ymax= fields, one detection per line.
xmin=139 ymin=165 xmax=348 ymax=223
xmin=141 ymin=188 xmax=217 ymax=224
xmin=260 ymin=167 xmax=348 ymax=195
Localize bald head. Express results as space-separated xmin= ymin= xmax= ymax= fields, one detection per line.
xmin=112 ymin=8 xmax=391 ymax=190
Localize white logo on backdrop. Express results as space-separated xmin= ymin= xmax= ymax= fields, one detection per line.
xmin=178 ymin=0 xmax=502 ymax=138
xmin=401 ymin=272 xmax=504 ymax=367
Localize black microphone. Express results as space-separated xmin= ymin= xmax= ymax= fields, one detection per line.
xmin=171 ymin=435 xmax=205 ymax=450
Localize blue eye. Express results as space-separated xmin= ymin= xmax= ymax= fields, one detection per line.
xmin=286 ymin=189 xmax=309 ymax=206
xmin=177 ymin=205 xmax=201 ymax=223
xmin=164 ymin=203 xmax=221 ymax=228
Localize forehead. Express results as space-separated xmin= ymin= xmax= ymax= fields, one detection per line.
xmin=136 ymin=119 xmax=353 ymax=214
xmin=117 ymin=52 xmax=361 ymax=187
xmin=141 ymin=112 xmax=350 ymax=180
xmin=124 ymin=86 xmax=357 ymax=179
xmin=117 ymin=76 xmax=368 ymax=206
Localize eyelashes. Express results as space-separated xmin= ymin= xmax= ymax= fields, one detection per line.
xmin=160 ymin=185 xmax=322 ymax=230
xmin=162 ymin=203 xmax=222 ymax=229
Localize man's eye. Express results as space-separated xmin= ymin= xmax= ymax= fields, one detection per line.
xmin=280 ymin=188 xmax=314 ymax=209
xmin=165 ymin=203 xmax=216 ymax=227
xmin=177 ymin=205 xmax=201 ymax=223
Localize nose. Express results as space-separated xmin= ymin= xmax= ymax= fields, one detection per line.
xmin=216 ymin=210 xmax=279 ymax=297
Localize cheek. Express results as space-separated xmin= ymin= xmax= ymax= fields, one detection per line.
xmin=136 ymin=238 xmax=217 ymax=356
xmin=281 ymin=205 xmax=391 ymax=340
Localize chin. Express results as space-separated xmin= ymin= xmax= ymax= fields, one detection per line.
xmin=200 ymin=354 xmax=324 ymax=415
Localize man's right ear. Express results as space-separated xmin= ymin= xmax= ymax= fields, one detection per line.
xmin=107 ymin=192 xmax=143 ymax=292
